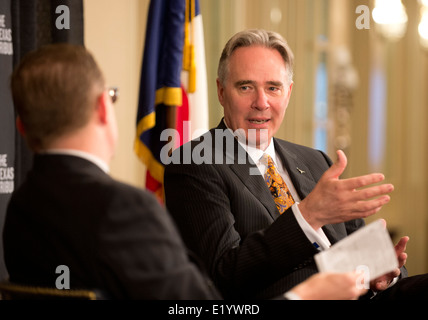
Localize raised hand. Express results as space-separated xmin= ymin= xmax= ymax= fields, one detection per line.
xmin=299 ymin=150 xmax=394 ymax=230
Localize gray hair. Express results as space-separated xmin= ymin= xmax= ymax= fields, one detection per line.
xmin=217 ymin=29 xmax=294 ymax=85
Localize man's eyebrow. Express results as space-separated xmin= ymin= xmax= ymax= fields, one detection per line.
xmin=266 ymin=80 xmax=284 ymax=87
xmin=235 ymin=80 xmax=255 ymax=87
xmin=234 ymin=80 xmax=284 ymax=87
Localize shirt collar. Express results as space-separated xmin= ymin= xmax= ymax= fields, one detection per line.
xmin=243 ymin=138 xmax=276 ymax=166
xmin=222 ymin=119 xmax=276 ymax=166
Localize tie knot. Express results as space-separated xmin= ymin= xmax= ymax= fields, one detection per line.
xmin=262 ymin=154 xmax=275 ymax=169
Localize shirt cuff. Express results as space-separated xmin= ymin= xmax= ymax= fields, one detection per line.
xmin=291 ymin=202 xmax=331 ymax=250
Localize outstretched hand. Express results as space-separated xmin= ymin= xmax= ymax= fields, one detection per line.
xmin=299 ymin=150 xmax=394 ymax=230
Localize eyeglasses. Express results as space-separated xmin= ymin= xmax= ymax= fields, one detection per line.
xmin=108 ymin=87 xmax=119 ymax=104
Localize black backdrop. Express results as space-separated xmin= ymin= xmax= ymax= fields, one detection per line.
xmin=0 ymin=0 xmax=83 ymax=281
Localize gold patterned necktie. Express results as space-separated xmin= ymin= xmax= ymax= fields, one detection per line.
xmin=263 ymin=154 xmax=295 ymax=214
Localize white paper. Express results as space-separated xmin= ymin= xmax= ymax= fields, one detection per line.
xmin=314 ymin=219 xmax=398 ymax=280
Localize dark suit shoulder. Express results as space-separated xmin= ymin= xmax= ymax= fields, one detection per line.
xmin=274 ymin=138 xmax=331 ymax=163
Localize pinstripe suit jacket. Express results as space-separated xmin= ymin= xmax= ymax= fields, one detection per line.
xmin=164 ymin=120 xmax=365 ymax=299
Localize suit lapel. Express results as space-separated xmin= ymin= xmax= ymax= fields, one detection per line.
xmin=273 ymin=140 xmax=344 ymax=244
xmin=228 ymin=151 xmax=280 ymax=221
xmin=215 ymin=120 xmax=280 ymax=220
xmin=273 ymin=140 xmax=316 ymax=200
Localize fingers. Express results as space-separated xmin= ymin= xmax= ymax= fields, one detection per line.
xmin=325 ymin=150 xmax=394 ymax=204
xmin=374 ymin=279 xmax=388 ymax=291
xmin=323 ymin=151 xmax=393 ymax=195
xmin=370 ymin=238 xmax=409 ymax=292
xmin=296 ymin=272 xmax=368 ymax=300
xmin=323 ymin=150 xmax=347 ymax=180
xmin=372 ymin=268 xmax=401 ymax=291
xmin=395 ymin=236 xmax=409 ymax=267
xmin=352 ymin=195 xmax=392 ymax=215
xmin=352 ymin=184 xmax=394 ymax=203
xmin=395 ymin=236 xmax=409 ymax=254
xmin=398 ymin=252 xmax=408 ymax=268
xmin=302 ymin=150 xmax=394 ymax=227
xmin=342 ymin=173 xmax=389 ymax=191
xmin=341 ymin=180 xmax=393 ymax=218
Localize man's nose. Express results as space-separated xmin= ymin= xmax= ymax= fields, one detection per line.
xmin=252 ymin=89 xmax=269 ymax=110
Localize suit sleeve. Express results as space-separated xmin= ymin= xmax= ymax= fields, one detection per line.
xmin=165 ymin=162 xmax=318 ymax=298
xmin=95 ymin=184 xmax=220 ymax=299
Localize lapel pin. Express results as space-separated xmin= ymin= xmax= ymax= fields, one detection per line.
xmin=296 ymin=167 xmax=306 ymax=174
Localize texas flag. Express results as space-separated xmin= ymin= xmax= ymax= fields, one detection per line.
xmin=134 ymin=0 xmax=208 ymax=202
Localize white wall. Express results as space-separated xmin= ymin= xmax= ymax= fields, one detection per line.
xmin=84 ymin=0 xmax=149 ymax=188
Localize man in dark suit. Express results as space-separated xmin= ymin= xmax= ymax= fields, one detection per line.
xmin=2 ymin=43 xmax=220 ymax=299
xmin=164 ymin=29 xmax=418 ymax=300
xmin=3 ymin=43 xmax=368 ymax=300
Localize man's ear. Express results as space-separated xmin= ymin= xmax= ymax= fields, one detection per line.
xmin=287 ymin=81 xmax=294 ymax=99
xmin=16 ymin=116 xmax=26 ymax=136
xmin=96 ymin=91 xmax=109 ymax=124
xmin=216 ymin=78 xmax=225 ymax=107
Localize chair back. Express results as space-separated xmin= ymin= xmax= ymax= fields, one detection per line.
xmin=0 ymin=280 xmax=106 ymax=300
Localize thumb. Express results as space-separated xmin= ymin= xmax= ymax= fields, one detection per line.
xmin=324 ymin=150 xmax=347 ymax=180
